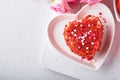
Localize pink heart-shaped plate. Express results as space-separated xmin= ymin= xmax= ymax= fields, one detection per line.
xmin=48 ymin=3 xmax=115 ymax=70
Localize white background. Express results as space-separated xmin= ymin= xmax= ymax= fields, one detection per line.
xmin=0 ymin=0 xmax=76 ymax=80
xmin=0 ymin=0 xmax=120 ymax=80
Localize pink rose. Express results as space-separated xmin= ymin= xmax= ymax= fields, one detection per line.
xmin=50 ymin=0 xmax=71 ymax=13
xmin=50 ymin=0 xmax=102 ymax=13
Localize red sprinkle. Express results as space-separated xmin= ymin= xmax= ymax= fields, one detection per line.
xmin=99 ymin=12 xmax=102 ymax=15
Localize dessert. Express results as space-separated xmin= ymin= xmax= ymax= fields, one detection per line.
xmin=117 ymin=0 xmax=120 ymax=13
xmin=63 ymin=15 xmax=104 ymax=60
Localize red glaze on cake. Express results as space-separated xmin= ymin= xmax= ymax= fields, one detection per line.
xmin=63 ymin=15 xmax=104 ymax=60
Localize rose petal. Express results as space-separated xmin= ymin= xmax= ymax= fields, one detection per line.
xmin=50 ymin=0 xmax=71 ymax=13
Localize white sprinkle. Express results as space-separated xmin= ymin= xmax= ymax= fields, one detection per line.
xmin=71 ymin=32 xmax=74 ymax=34
xmin=89 ymin=30 xmax=92 ymax=32
xmin=78 ymin=36 xmax=81 ymax=39
xmin=86 ymin=47 xmax=89 ymax=50
xmin=75 ymin=24 xmax=77 ymax=26
xmin=88 ymin=30 xmax=91 ymax=34
xmin=80 ymin=24 xmax=83 ymax=27
xmin=82 ymin=42 xmax=84 ymax=45
xmin=84 ymin=34 xmax=87 ymax=37
xmin=88 ymin=32 xmax=90 ymax=35
xmin=74 ymin=29 xmax=76 ymax=32
xmin=81 ymin=40 xmax=84 ymax=43
xmin=74 ymin=34 xmax=77 ymax=37
xmin=81 ymin=36 xmax=86 ymax=39
xmin=91 ymin=42 xmax=94 ymax=45
xmin=88 ymin=24 xmax=91 ymax=27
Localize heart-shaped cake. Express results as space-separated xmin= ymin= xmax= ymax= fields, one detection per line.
xmin=63 ymin=15 xmax=104 ymax=60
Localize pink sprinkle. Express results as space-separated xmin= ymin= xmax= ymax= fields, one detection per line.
xmin=99 ymin=12 xmax=102 ymax=15
xmin=102 ymin=18 xmax=107 ymax=23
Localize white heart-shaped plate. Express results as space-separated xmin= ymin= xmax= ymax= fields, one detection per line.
xmin=48 ymin=3 xmax=115 ymax=70
xmin=113 ymin=0 xmax=120 ymax=22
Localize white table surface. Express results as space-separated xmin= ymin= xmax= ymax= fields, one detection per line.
xmin=0 ymin=0 xmax=74 ymax=80
xmin=0 ymin=0 xmax=120 ymax=80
